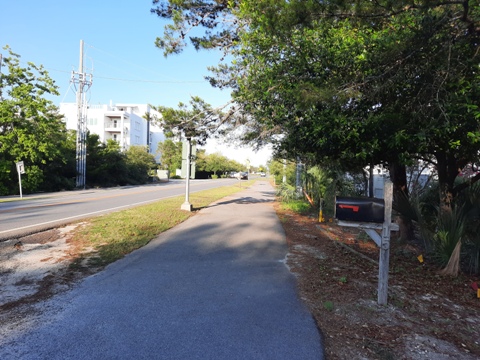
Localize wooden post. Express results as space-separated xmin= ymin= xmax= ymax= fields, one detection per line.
xmin=378 ymin=180 xmax=393 ymax=305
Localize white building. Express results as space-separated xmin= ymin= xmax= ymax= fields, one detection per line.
xmin=59 ymin=102 xmax=164 ymax=161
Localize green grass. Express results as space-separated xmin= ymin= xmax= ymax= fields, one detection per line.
xmin=0 ymin=197 xmax=38 ymax=203
xmin=280 ymin=199 xmax=313 ymax=214
xmin=71 ymin=180 xmax=256 ymax=267
xmin=323 ymin=301 xmax=334 ymax=311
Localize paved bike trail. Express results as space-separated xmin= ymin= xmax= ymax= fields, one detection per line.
xmin=0 ymin=180 xmax=324 ymax=359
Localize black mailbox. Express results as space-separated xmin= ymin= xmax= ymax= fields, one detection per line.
xmin=335 ymin=196 xmax=385 ymax=223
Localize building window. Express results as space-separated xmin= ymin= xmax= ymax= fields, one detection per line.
xmin=113 ymin=134 xmax=118 ymax=142
xmin=88 ymin=118 xmax=97 ymax=126
xmin=113 ymin=120 xmax=118 ymax=128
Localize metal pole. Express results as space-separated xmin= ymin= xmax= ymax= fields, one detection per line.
xmin=17 ymin=171 xmax=22 ymax=199
xmin=75 ymin=40 xmax=85 ymax=189
xmin=181 ymin=137 xmax=193 ymax=211
xmin=378 ymin=180 xmax=393 ymax=305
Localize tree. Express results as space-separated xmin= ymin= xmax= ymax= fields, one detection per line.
xmin=151 ymin=0 xmax=240 ymax=56
xmin=157 ymin=139 xmax=182 ymax=173
xmin=205 ymin=152 xmax=228 ymax=177
xmin=231 ymin=0 xmax=480 ymax=274
xmin=0 ymin=47 xmax=72 ymax=195
xmin=152 ymin=96 xmax=231 ymax=146
xmin=152 ymin=1 xmax=480 ymax=274
xmin=86 ymin=136 xmax=127 ymax=187
xmin=195 ymin=148 xmax=208 ymax=172
xmin=125 ymin=146 xmax=157 ymax=184
xmin=236 ymin=1 xmax=480 ymax=198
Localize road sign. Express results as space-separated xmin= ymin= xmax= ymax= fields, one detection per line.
xmin=15 ymin=161 xmax=25 ymax=198
xmin=16 ymin=161 xmax=25 ymax=174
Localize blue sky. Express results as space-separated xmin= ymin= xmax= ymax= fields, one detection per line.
xmin=1 ymin=0 xmax=272 ymax=166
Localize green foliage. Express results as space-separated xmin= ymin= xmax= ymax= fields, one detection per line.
xmin=151 ymin=0 xmax=239 ymax=56
xmin=400 ymin=180 xmax=480 ymax=274
xmin=304 ymin=166 xmax=332 ymax=209
xmin=0 ymin=46 xmax=73 ymax=195
xmin=86 ymin=136 xmax=127 ymax=187
xmin=157 ymin=139 xmax=182 ymax=173
xmin=281 ymin=199 xmax=312 ymax=215
xmin=125 ymin=146 xmax=157 ymax=184
xmin=205 ymin=152 xmax=226 ymax=176
xmin=152 ymin=97 xmax=228 ymax=145
xmin=151 ymin=1 xmax=480 ymax=223
xmin=276 ymin=182 xmax=299 ymax=202
xmin=268 ymin=159 xmax=296 ymax=186
xmin=323 ymin=301 xmax=334 ymax=311
xmin=457 ymin=183 xmax=480 ymax=274
xmin=149 ymin=1 xmax=480 ymax=277
xmin=84 ymin=135 xmax=156 ymax=188
xmin=233 ymin=1 xmax=480 ymax=208
xmin=432 ymin=208 xmax=467 ymax=267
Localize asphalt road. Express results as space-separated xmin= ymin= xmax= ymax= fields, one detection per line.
xmin=0 ymin=181 xmax=324 ymax=359
xmin=0 ymin=179 xmax=242 ymax=240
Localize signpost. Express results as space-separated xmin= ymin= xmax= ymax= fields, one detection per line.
xmin=181 ymin=138 xmax=195 ymax=211
xmin=16 ymin=161 xmax=25 ymax=198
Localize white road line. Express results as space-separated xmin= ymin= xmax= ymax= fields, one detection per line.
xmin=0 ymin=194 xmax=179 ymax=235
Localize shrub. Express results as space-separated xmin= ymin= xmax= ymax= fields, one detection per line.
xmin=276 ymin=183 xmax=300 ymax=202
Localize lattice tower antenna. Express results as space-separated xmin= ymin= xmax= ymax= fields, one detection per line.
xmin=71 ymin=40 xmax=92 ymax=188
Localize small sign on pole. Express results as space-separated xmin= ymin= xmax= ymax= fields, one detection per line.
xmin=16 ymin=161 xmax=25 ymax=198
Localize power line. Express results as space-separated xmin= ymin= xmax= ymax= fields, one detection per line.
xmin=85 ymin=43 xmax=180 ymax=82
xmin=42 ymin=67 xmax=206 ymax=84
xmin=92 ymin=75 xmax=205 ymax=84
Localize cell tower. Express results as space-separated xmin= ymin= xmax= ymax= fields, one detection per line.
xmin=71 ymin=40 xmax=92 ymax=188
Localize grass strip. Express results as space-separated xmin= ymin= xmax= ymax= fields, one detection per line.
xmin=71 ymin=180 xmax=255 ymax=267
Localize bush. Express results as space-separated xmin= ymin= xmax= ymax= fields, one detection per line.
xmin=282 ymin=200 xmax=312 ymax=214
xmin=276 ymin=183 xmax=300 ymax=202
xmin=406 ymin=180 xmax=480 ymax=274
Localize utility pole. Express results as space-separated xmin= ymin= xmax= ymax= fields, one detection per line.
xmin=71 ymin=40 xmax=92 ymax=189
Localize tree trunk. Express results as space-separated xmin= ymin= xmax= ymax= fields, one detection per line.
xmin=435 ymin=151 xmax=459 ymax=210
xmin=435 ymin=151 xmax=463 ymax=276
xmin=368 ymin=162 xmax=374 ymax=198
xmin=440 ymin=240 xmax=462 ymax=276
xmin=389 ymin=162 xmax=414 ymax=241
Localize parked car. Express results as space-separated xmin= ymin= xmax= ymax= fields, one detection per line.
xmin=234 ymin=171 xmax=248 ymax=180
xmin=260 ymin=172 xmax=266 ymax=177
